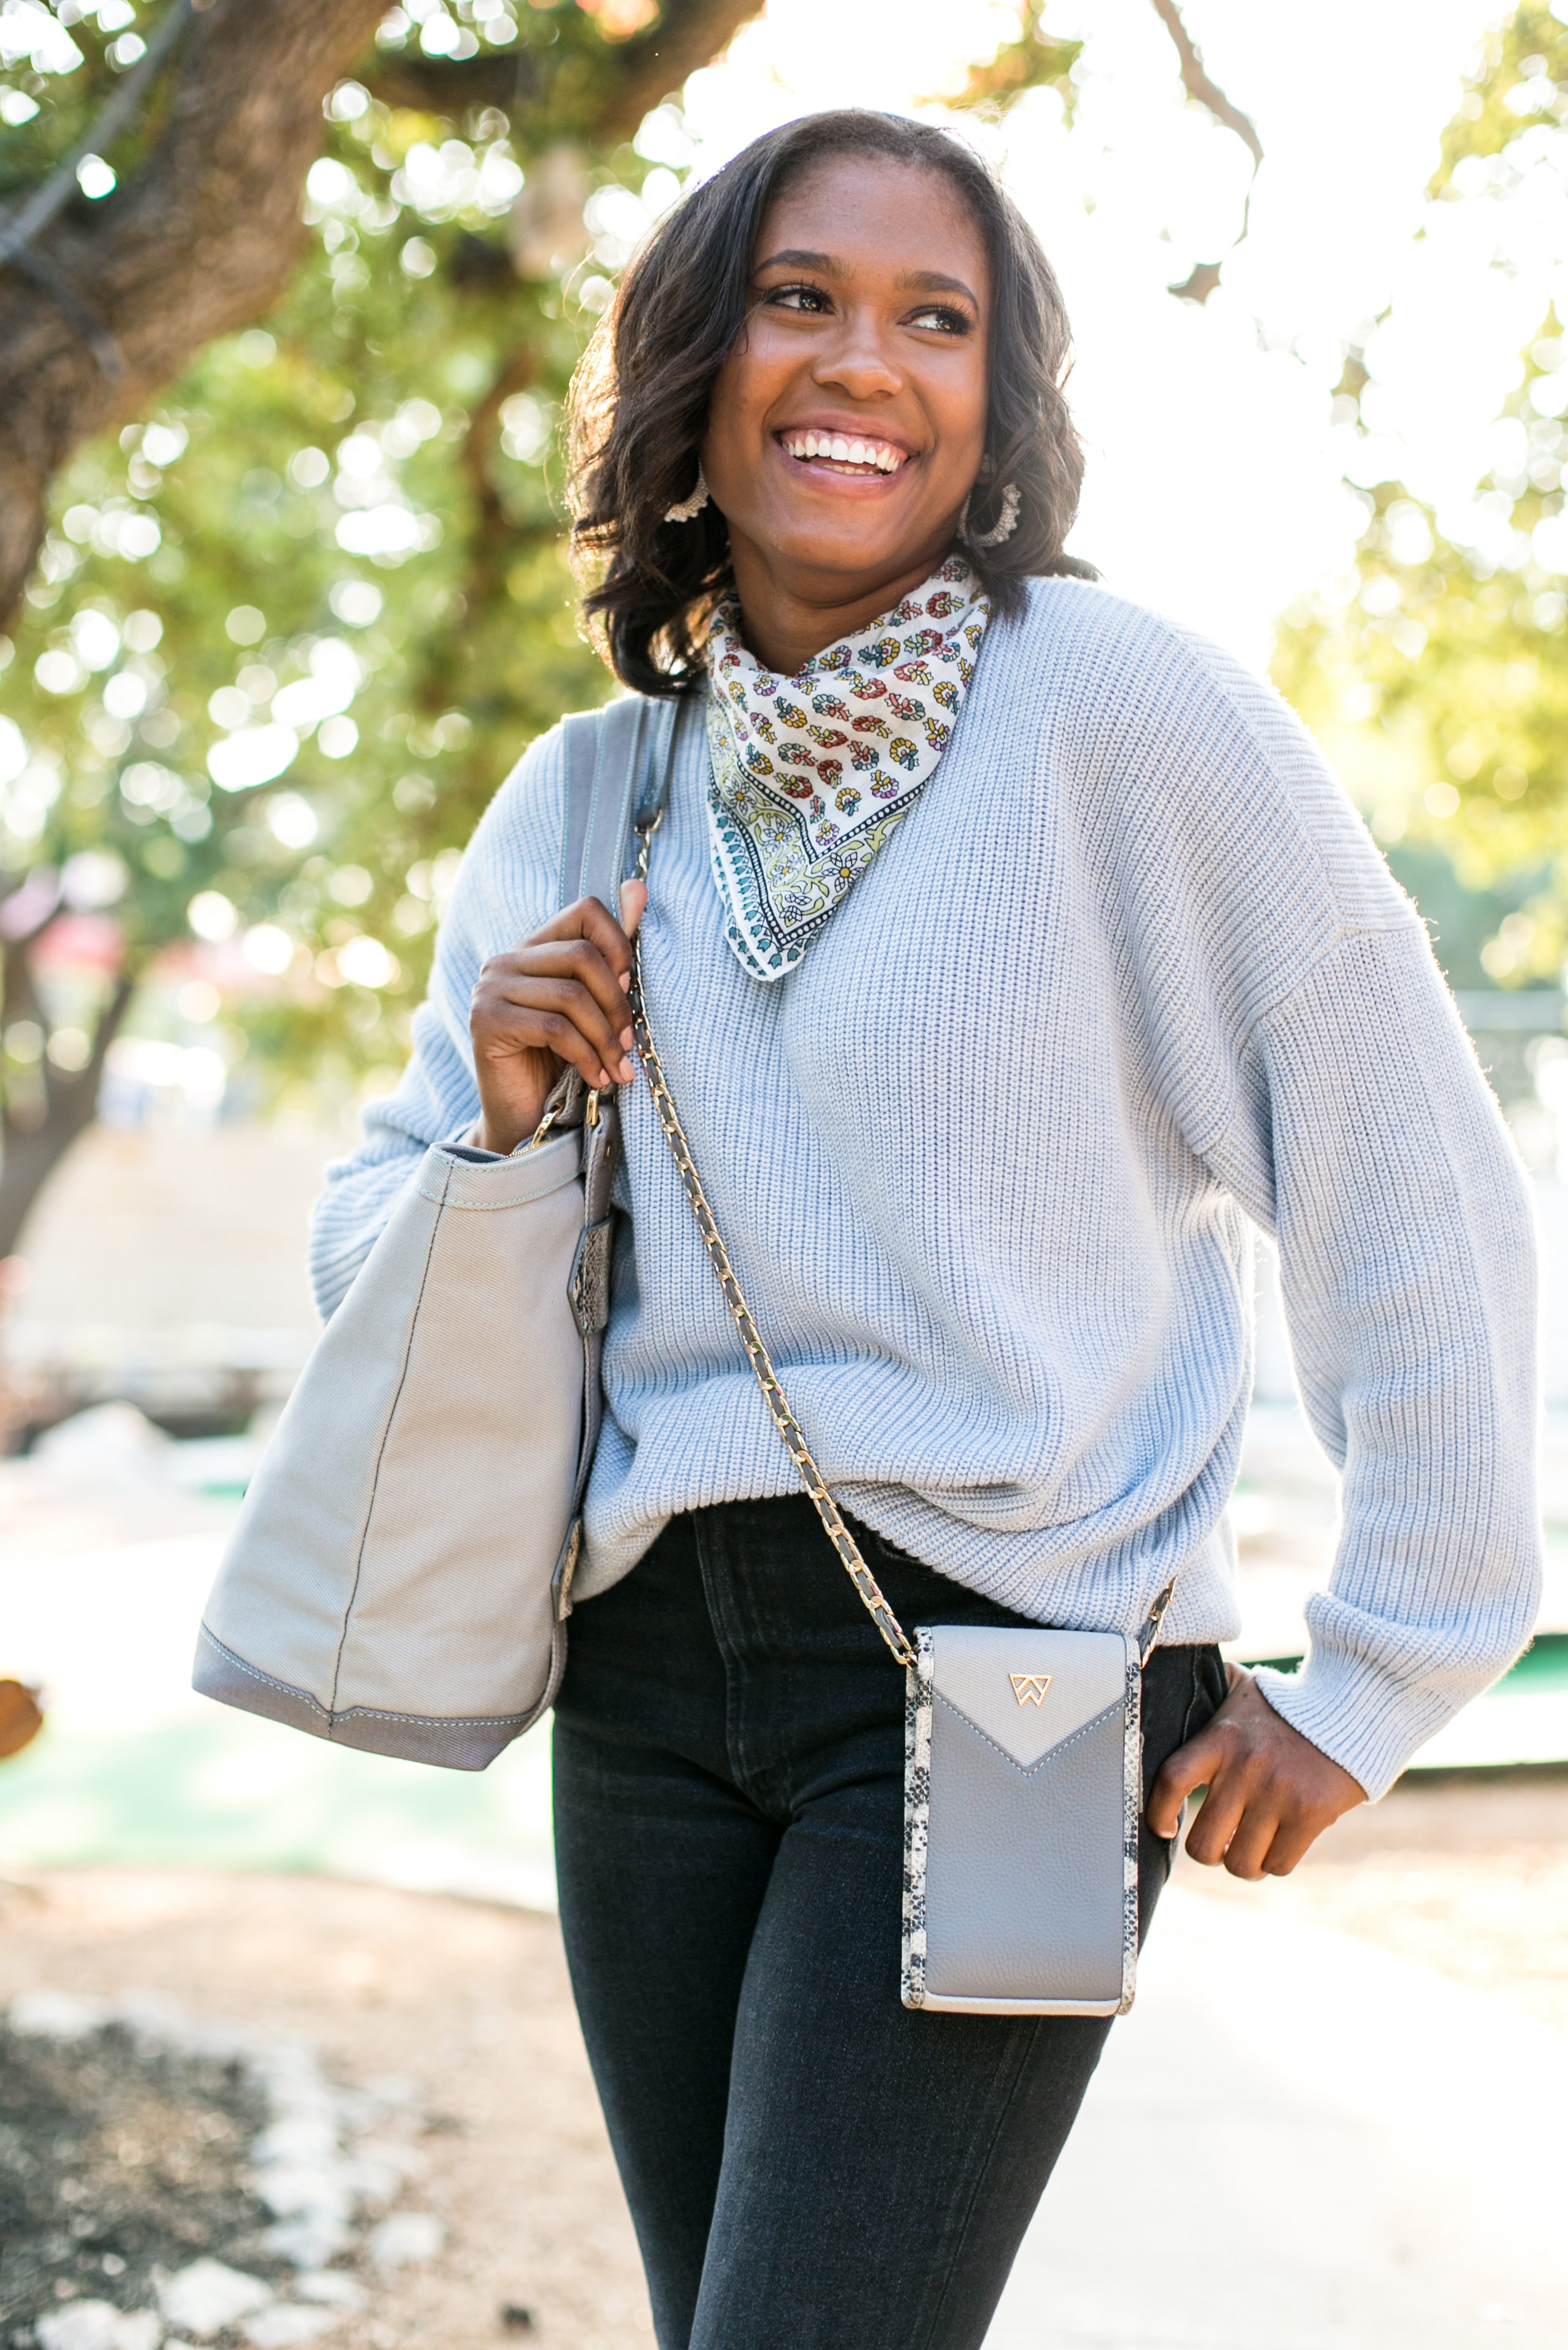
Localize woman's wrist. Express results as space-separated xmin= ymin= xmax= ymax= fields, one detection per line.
xmin=476 ymin=1101 xmax=542 ymax=1156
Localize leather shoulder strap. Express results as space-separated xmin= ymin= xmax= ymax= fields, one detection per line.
xmin=558 ymin=696 xmax=679 ymax=915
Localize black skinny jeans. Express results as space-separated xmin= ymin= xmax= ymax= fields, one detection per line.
xmin=552 ymin=1494 xmax=1227 ymax=2350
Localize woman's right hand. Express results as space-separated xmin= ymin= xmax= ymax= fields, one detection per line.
xmin=469 ymin=881 xmax=647 ymax=1156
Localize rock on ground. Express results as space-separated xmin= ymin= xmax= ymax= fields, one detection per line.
xmin=0 ymin=1875 xmax=653 ymax=2350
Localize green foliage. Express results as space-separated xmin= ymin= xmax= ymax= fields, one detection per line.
xmin=1430 ymin=2 xmax=1568 ymax=196
xmin=941 ymin=3 xmax=1081 ymax=122
xmin=0 ymin=0 xmax=170 ymax=202
xmin=1273 ymin=390 xmax=1568 ymax=982
xmin=1275 ymin=11 xmax=1568 ymax=993
xmin=0 ymin=1 xmax=701 ymax=1127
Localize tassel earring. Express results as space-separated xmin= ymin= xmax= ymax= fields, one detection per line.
xmin=971 ymin=482 xmax=1021 ymax=549
xmin=664 ymin=468 xmax=710 ymax=524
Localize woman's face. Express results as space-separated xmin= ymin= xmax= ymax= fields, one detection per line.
xmin=701 ymin=155 xmax=991 ymax=622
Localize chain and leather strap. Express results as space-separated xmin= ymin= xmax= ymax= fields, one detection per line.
xmin=626 ymin=809 xmax=917 ymax=1671
xmin=624 ymin=801 xmax=1176 ymax=1677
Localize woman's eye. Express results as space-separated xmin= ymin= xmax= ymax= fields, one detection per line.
xmin=908 ymin=305 xmax=971 ymax=336
xmin=767 ymin=283 xmax=831 ymax=314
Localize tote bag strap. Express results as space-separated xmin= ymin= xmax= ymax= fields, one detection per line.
xmin=528 ymin=696 xmax=682 ymax=1148
xmin=559 ymin=696 xmax=680 ymax=914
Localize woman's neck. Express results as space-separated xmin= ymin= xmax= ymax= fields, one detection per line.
xmin=726 ymin=535 xmax=954 ymax=676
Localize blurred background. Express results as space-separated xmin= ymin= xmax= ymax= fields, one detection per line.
xmin=2 ymin=4 xmax=1568 ymax=2347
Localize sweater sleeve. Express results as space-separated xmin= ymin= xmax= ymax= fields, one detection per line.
xmin=309 ymin=724 xmax=567 ymax=1320
xmin=1220 ymin=920 xmax=1542 ymax=1799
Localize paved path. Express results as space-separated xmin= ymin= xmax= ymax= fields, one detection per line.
xmin=986 ymin=1886 xmax=1568 ymax=2349
xmin=6 ymin=1475 xmax=1568 ymax=2345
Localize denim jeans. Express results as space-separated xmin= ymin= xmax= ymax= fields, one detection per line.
xmin=553 ymin=1494 xmax=1227 ymax=2350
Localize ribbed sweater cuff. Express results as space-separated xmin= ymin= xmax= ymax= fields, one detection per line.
xmin=1251 ymin=1653 xmax=1461 ymax=1803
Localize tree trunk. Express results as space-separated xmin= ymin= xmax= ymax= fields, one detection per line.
xmin=0 ymin=1115 xmax=89 ymax=1264
xmin=0 ymin=975 xmax=135 ymax=1261
xmin=0 ymin=0 xmax=390 ymax=626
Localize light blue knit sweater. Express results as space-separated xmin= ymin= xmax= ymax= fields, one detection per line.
xmin=311 ymin=579 xmax=1542 ymax=1800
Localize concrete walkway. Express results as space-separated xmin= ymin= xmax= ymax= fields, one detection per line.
xmin=986 ymin=1886 xmax=1568 ymax=2349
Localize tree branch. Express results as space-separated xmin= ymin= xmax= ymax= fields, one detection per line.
xmin=368 ymin=0 xmax=761 ymax=143
xmin=0 ymin=0 xmax=391 ymax=628
xmin=458 ymin=345 xmax=541 ymax=605
xmin=0 ymin=0 xmax=767 ymax=630
xmin=590 ymin=0 xmax=765 ymax=142
xmin=1147 ymin=0 xmax=1262 ymax=167
xmin=0 ymin=0 xmax=197 ymax=270
xmin=7 ymin=244 xmax=124 ymax=379
xmin=367 ymin=45 xmax=548 ymax=119
xmin=1147 ymin=0 xmax=1261 ymax=303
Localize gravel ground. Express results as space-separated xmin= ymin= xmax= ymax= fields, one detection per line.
xmin=0 ymin=2009 xmax=273 ymax=2337
xmin=0 ymin=1772 xmax=1563 ymax=2350
xmin=0 ymin=1875 xmax=653 ymax=2350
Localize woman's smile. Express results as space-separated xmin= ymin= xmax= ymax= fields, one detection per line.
xmin=773 ymin=423 xmax=914 ymax=482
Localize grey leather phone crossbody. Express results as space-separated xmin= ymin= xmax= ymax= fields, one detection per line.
xmin=628 ymin=766 xmax=1177 ymax=2020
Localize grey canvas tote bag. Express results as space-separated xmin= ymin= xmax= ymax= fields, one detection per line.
xmin=192 ymin=695 xmax=677 ymax=1768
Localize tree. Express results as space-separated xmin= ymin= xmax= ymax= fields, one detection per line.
xmin=0 ymin=0 xmax=1258 ymax=1268
xmin=942 ymin=0 xmax=1261 ymax=304
xmin=0 ymin=0 xmax=763 ymax=622
xmin=1273 ymin=5 xmax=1568 ymax=991
xmin=0 ymin=0 xmax=763 ymax=1260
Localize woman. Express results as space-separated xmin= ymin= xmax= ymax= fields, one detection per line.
xmin=314 ymin=111 xmax=1540 ymax=2350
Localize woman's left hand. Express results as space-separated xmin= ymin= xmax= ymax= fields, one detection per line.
xmin=1146 ymin=1664 xmax=1365 ymax=1879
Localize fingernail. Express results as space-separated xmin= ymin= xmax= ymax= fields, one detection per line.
xmin=620 ymin=1027 xmax=633 ymax=1048
xmin=620 ymin=1057 xmax=634 ymax=1082
xmin=620 ymin=973 xmax=632 ymax=993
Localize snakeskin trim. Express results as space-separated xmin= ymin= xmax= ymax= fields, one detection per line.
xmin=900 ymin=1630 xmax=935 ymax=2009
xmin=1118 ymin=1639 xmax=1142 ymax=2014
xmin=568 ymin=1218 xmax=614 ymax=1335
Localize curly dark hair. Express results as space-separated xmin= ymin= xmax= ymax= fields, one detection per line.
xmin=567 ymin=110 xmax=1090 ymax=696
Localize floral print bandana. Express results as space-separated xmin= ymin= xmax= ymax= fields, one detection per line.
xmin=702 ymin=553 xmax=990 ymax=982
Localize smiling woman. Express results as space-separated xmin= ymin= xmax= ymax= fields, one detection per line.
xmin=568 ymin=112 xmax=1091 ymax=693
xmin=305 ymin=105 xmax=1542 ymax=2350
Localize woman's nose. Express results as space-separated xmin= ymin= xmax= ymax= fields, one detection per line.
xmin=811 ymin=319 xmax=902 ymax=402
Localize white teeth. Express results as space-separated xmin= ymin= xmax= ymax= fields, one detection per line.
xmin=782 ymin=432 xmax=906 ymax=471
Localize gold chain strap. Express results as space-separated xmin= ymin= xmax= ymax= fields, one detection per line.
xmin=626 ymin=812 xmax=917 ymax=1671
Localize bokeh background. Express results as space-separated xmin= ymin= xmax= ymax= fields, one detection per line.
xmin=2 ymin=5 xmax=1568 ymax=2347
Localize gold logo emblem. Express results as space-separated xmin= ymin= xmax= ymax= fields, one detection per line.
xmin=1010 ymin=1672 xmax=1052 ymax=1707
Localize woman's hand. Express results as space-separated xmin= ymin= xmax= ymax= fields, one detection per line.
xmin=1146 ymin=1664 xmax=1366 ymax=1879
xmin=469 ymin=882 xmax=648 ymax=1156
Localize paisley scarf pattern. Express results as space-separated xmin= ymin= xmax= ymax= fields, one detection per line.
xmin=703 ymin=554 xmax=989 ymax=982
